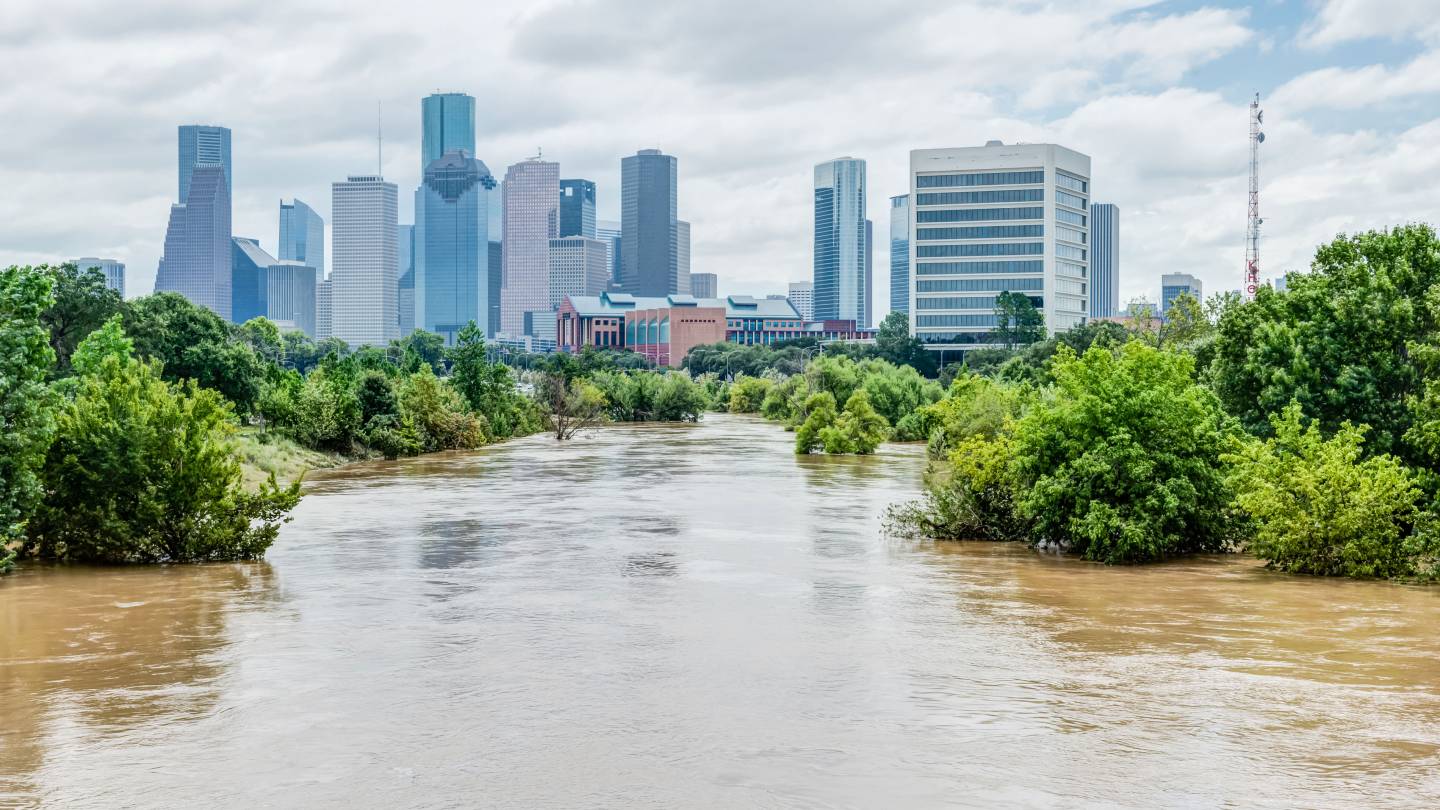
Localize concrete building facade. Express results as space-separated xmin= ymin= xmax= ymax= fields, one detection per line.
xmin=501 ymin=158 xmax=559 ymax=337
xmin=330 ymin=175 xmax=399 ymax=347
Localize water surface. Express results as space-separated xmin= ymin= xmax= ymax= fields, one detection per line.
xmin=3 ymin=414 xmax=1439 ymax=808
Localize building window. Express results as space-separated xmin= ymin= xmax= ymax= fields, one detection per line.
xmin=1056 ymin=172 xmax=1088 ymax=193
xmin=1056 ymin=260 xmax=1088 ymax=279
xmin=1056 ymin=244 xmax=1087 ymax=260
xmin=917 ymin=171 xmax=1045 ymax=188
xmin=1056 ymin=190 xmax=1087 ymax=210
xmin=1057 ymin=226 xmax=1087 ymax=244
xmin=916 ymin=207 xmax=1043 ymax=223
xmin=1056 ymin=208 xmax=1086 ymax=226
xmin=917 ymin=314 xmax=1001 ymax=327
xmin=918 ymin=243 xmax=1044 ymax=258
xmin=915 ymin=189 xmax=1044 ymax=206
xmin=918 ymin=277 xmax=1043 ymax=292
xmin=915 ymin=260 xmax=1044 ymax=275
xmin=916 ymin=225 xmax=1044 ymax=241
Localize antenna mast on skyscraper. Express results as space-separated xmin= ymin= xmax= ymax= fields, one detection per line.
xmin=1244 ymin=93 xmax=1264 ymax=301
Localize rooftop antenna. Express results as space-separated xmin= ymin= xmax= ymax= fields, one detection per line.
xmin=1245 ymin=93 xmax=1264 ymax=301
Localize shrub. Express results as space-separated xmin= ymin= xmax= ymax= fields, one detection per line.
xmin=728 ymin=375 xmax=774 ymax=413
xmin=794 ymin=392 xmax=838 ymax=454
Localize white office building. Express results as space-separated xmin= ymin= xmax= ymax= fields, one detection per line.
xmin=909 ymin=141 xmax=1091 ymax=353
xmin=73 ymin=258 xmax=126 ymax=297
xmin=330 ymin=175 xmax=399 ymax=348
xmin=266 ymin=260 xmax=317 ymax=337
xmin=548 ymin=236 xmax=611 ymax=309
xmin=787 ymin=280 xmax=814 ymax=321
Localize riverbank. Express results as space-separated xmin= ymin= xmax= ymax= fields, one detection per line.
xmin=233 ymin=428 xmax=350 ymax=489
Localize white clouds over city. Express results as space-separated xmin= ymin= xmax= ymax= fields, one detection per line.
xmin=1 ymin=0 xmax=1437 ymax=307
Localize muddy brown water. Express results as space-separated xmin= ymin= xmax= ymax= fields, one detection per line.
xmin=2 ymin=414 xmax=1438 ymax=808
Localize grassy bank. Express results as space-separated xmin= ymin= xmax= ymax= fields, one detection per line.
xmin=233 ymin=428 xmax=349 ymax=489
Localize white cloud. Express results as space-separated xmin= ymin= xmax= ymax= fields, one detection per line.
xmin=1270 ymin=50 xmax=1440 ymax=111
xmin=1300 ymin=0 xmax=1440 ymax=47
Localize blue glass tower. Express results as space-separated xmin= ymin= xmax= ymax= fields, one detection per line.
xmin=620 ymin=149 xmax=678 ymax=296
xmin=415 ymin=150 xmax=497 ymax=343
xmin=278 ymin=198 xmax=325 ymax=274
xmin=421 ymin=93 xmax=477 ymax=174
xmin=813 ymin=157 xmax=867 ymax=322
xmin=178 ymin=125 xmax=231 ymax=204
xmin=156 ymin=163 xmax=231 ymax=320
xmin=889 ymin=195 xmax=910 ymax=317
xmin=231 ymin=237 xmax=276 ymax=324
xmin=559 ymin=179 xmax=597 ymax=238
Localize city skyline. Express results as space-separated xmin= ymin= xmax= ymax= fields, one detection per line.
xmin=4 ymin=2 xmax=1437 ymax=317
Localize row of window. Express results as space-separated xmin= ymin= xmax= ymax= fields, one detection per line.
xmin=1057 ymin=190 xmax=1087 ymax=210
xmin=1056 ymin=244 xmax=1087 ymax=260
xmin=917 ymin=224 xmax=1045 ymax=241
xmin=1056 ymin=259 xmax=1087 ymax=278
xmin=626 ymin=319 xmax=670 ymax=344
xmin=1056 ymin=208 xmax=1087 ymax=226
xmin=916 ymin=189 xmax=1044 ymax=206
xmin=1057 ymin=225 xmax=1087 ymax=244
xmin=919 ymin=243 xmax=1044 ymax=257
xmin=918 ymin=331 xmax=999 ymax=345
xmin=1056 ymin=172 xmax=1088 ymax=193
xmin=917 ymin=276 xmax=1043 ymax=292
xmin=917 ymin=171 xmax=1045 ymax=188
xmin=916 ymin=260 xmax=1044 ymax=275
xmin=917 ymin=294 xmax=1044 ymax=310
xmin=917 ymin=207 xmax=1043 ymax=224
xmin=917 ymin=314 xmax=1000 ymax=327
xmin=1055 ymin=278 xmax=1086 ymax=296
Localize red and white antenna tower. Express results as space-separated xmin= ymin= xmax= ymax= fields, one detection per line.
xmin=1244 ymin=93 xmax=1264 ymax=301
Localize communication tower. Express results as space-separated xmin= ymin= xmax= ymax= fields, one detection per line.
xmin=1245 ymin=94 xmax=1264 ymax=301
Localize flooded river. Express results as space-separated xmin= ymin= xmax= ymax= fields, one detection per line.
xmin=3 ymin=414 xmax=1439 ymax=808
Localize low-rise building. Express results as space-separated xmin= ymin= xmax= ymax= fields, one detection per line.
xmin=557 ymin=292 xmax=804 ymax=366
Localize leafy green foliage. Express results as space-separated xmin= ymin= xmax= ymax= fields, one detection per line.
xmin=39 ymin=262 xmax=123 ymax=376
xmin=727 ymin=375 xmax=774 ymax=413
xmin=794 ymin=392 xmax=838 ymax=454
xmin=874 ymin=311 xmax=937 ymax=376
xmin=993 ymin=291 xmax=1045 ymax=347
xmin=819 ymin=390 xmax=890 ymax=454
xmin=0 ymin=266 xmax=58 ymax=553
xmin=124 ymin=293 xmax=268 ymax=413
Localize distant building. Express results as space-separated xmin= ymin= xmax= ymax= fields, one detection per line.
xmin=1090 ymin=203 xmax=1119 ymax=319
xmin=557 ymin=292 xmax=803 ymax=366
xmin=620 ymin=149 xmax=680 ymax=296
xmin=331 ymin=175 xmax=399 ymax=348
xmin=596 ymin=219 xmax=622 ymax=282
xmin=73 ymin=258 xmax=125 ymax=297
xmin=690 ymin=272 xmax=718 ymax=298
xmin=909 ymin=141 xmax=1091 ymax=353
xmin=156 ymin=163 xmax=231 ymax=320
xmin=559 ymin=179 xmax=597 ymax=238
xmin=802 ymin=320 xmax=878 ymax=342
xmin=677 ymin=219 xmax=692 ymax=294
xmin=416 ymin=150 xmax=497 ymax=343
xmin=316 ymin=278 xmax=332 ymax=339
xmin=864 ymin=218 xmax=874 ymax=327
xmin=488 ymin=240 xmax=501 ymax=336
xmin=267 ymin=260 xmax=317 ymax=336
xmin=549 ymin=236 xmax=611 ymax=310
xmin=889 ymin=195 xmax=909 ymax=317
xmin=278 ymin=198 xmax=324 ymax=275
xmin=813 ymin=157 xmax=868 ymax=323
xmin=1161 ymin=272 xmax=1203 ymax=314
xmin=398 ymin=224 xmax=414 ymax=334
xmin=1272 ymin=275 xmax=1288 ymax=293
xmin=787 ymin=280 xmax=814 ymax=320
xmin=231 ymin=237 xmax=277 ymax=324
xmin=420 ymin=93 xmax=476 ymax=174
xmin=501 ymin=158 xmax=559 ymax=336
xmin=178 ymin=125 xmax=231 ymax=205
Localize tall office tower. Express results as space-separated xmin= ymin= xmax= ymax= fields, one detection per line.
xmin=908 ymin=141 xmax=1091 ymax=353
xmin=690 ymin=272 xmax=718 ymax=298
xmin=330 ymin=175 xmax=399 ymax=347
xmin=73 ymin=258 xmax=125 ymax=297
xmin=889 ymin=195 xmax=910 ymax=316
xmin=548 ymin=236 xmax=610 ymax=308
xmin=156 ymin=163 xmax=232 ymax=320
xmin=415 ymin=150 xmax=497 ymax=343
xmin=267 ymin=261 xmax=317 ymax=336
xmin=620 ymin=149 xmax=679 ymax=295
xmin=488 ymin=240 xmax=501 ymax=335
xmin=178 ymin=125 xmax=231 ymax=204
xmin=1161 ymin=272 xmax=1203 ymax=315
xmin=398 ymin=224 xmax=414 ymax=334
xmin=559 ymin=179 xmax=597 ymax=238
xmin=316 ymin=279 xmax=332 ymax=339
xmin=596 ymin=219 xmax=622 ymax=282
xmin=788 ymin=280 xmax=815 ymax=320
xmin=278 ymin=198 xmax=325 ymax=274
xmin=1089 ymin=203 xmax=1119 ymax=319
xmin=813 ymin=157 xmax=867 ymax=322
xmin=420 ymin=92 xmax=476 ymax=173
xmin=864 ymin=218 xmax=874 ymax=327
xmin=501 ymin=158 xmax=559 ymax=336
xmin=676 ymin=219 xmax=692 ymax=294
xmin=231 ymin=237 xmax=277 ymax=324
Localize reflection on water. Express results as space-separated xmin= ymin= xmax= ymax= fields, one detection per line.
xmin=2 ymin=413 xmax=1439 ymax=808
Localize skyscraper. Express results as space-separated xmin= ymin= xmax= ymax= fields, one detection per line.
xmin=559 ymin=179 xmax=597 ymax=238
xmin=415 ymin=150 xmax=497 ymax=343
xmin=908 ymin=141 xmax=1091 ymax=353
xmin=316 ymin=279 xmax=332 ymax=339
xmin=73 ymin=258 xmax=125 ymax=297
xmin=813 ymin=157 xmax=867 ymax=322
xmin=864 ymin=218 xmax=874 ymax=327
xmin=331 ymin=175 xmax=399 ymax=347
xmin=420 ymin=93 xmax=476 ymax=173
xmin=501 ymin=158 xmax=559 ymax=336
xmin=156 ymin=163 xmax=231 ymax=320
xmin=1161 ymin=272 xmax=1202 ymax=315
xmin=178 ymin=125 xmax=231 ymax=204
xmin=620 ymin=149 xmax=679 ymax=296
xmin=597 ymin=219 xmax=622 ymax=283
xmin=1089 ymin=203 xmax=1119 ymax=319
xmin=278 ymin=198 xmax=325 ymax=274
xmin=398 ymin=223 xmax=414 ymax=334
xmin=231 ymin=237 xmax=277 ymax=324
xmin=548 ymin=236 xmax=610 ymax=309
xmin=690 ymin=272 xmax=718 ymax=298
xmin=889 ymin=195 xmax=910 ymax=317
xmin=677 ymin=219 xmax=692 ymax=295
xmin=267 ymin=261 xmax=317 ymax=337
xmin=788 ymin=281 xmax=814 ymax=320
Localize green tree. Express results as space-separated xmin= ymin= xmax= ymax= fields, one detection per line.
xmin=1011 ymin=342 xmax=1236 ymax=563
xmin=236 ymin=317 xmax=285 ymax=365
xmin=393 ymin=329 xmax=447 ymax=374
xmin=820 ymin=390 xmax=889 ymax=454
xmin=39 ymin=262 xmax=123 ymax=376
xmin=653 ymin=373 xmax=708 ymax=422
xmin=397 ymin=367 xmax=485 ymax=451
xmin=993 ymin=291 xmax=1045 ymax=347
xmin=1156 ymin=292 xmax=1209 ymax=350
xmin=536 ymin=372 xmax=606 ymax=440
xmin=24 ymin=336 xmax=299 ymax=564
xmin=124 ymin=293 xmax=269 ymax=412
xmin=0 ymin=266 xmax=58 ymax=570
xmin=1226 ymin=404 xmax=1423 ymax=578
xmin=727 ymin=375 xmax=774 ymax=413
xmin=794 ymin=392 xmax=838 ymax=454
xmin=874 ymin=310 xmax=938 ymax=376
xmin=858 ymin=361 xmax=943 ymax=430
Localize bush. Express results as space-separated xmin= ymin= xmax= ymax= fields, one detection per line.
xmin=794 ymin=392 xmax=838 ymax=454
xmin=728 ymin=375 xmax=774 ymax=413
xmin=398 ymin=367 xmax=486 ymax=452
xmin=653 ymin=373 xmax=708 ymax=422
xmin=819 ymin=390 xmax=890 ymax=454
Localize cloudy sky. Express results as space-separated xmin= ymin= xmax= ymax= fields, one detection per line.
xmin=2 ymin=0 xmax=1437 ymax=313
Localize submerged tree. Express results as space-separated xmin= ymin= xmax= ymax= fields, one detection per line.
xmin=0 ymin=266 xmax=58 ymax=571
xmin=536 ymin=372 xmax=606 ymax=440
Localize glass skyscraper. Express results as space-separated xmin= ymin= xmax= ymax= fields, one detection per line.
xmin=178 ymin=125 xmax=231 ymax=204
xmin=278 ymin=198 xmax=324 ymax=275
xmin=501 ymin=158 xmax=559 ymax=337
xmin=596 ymin=219 xmax=621 ymax=283
xmin=677 ymin=219 xmax=691 ymax=295
xmin=267 ymin=261 xmax=317 ymax=337
xmin=156 ymin=163 xmax=232 ymax=320
xmin=559 ymin=179 xmax=597 ymax=238
xmin=331 ymin=175 xmax=399 ymax=348
xmin=420 ymin=93 xmax=476 ymax=173
xmin=813 ymin=157 xmax=867 ymax=322
xmin=1089 ymin=203 xmax=1119 ymax=319
xmin=1161 ymin=272 xmax=1202 ymax=315
xmin=231 ymin=237 xmax=277 ymax=324
xmin=415 ymin=150 xmax=497 ymax=343
xmin=620 ymin=149 xmax=679 ymax=296
xmin=889 ymin=195 xmax=910 ymax=317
